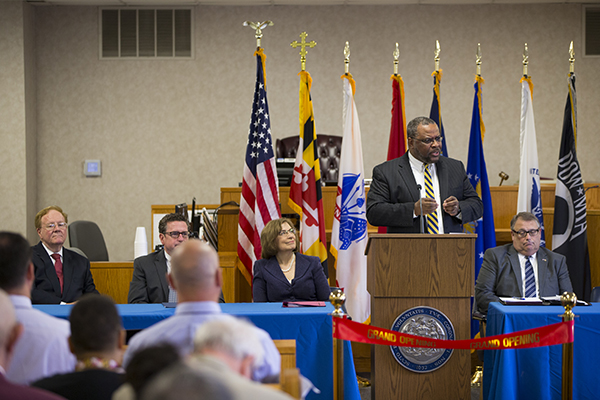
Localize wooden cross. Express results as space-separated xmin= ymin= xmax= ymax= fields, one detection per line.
xmin=290 ymin=32 xmax=317 ymax=71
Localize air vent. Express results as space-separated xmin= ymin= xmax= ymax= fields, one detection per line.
xmin=584 ymin=6 xmax=600 ymax=57
xmin=100 ymin=8 xmax=193 ymax=59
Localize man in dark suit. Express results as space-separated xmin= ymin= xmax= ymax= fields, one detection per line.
xmin=366 ymin=116 xmax=483 ymax=233
xmin=128 ymin=213 xmax=190 ymax=304
xmin=128 ymin=213 xmax=224 ymax=304
xmin=32 ymin=294 xmax=125 ymax=400
xmin=31 ymin=206 xmax=98 ymax=304
xmin=0 ymin=289 xmax=66 ymax=400
xmin=475 ymin=212 xmax=573 ymax=314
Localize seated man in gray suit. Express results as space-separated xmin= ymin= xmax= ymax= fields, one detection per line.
xmin=128 ymin=213 xmax=224 ymax=304
xmin=475 ymin=212 xmax=573 ymax=314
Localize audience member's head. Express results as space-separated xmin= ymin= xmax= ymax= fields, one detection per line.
xmin=158 ymin=213 xmax=191 ymax=256
xmin=168 ymin=239 xmax=222 ymax=302
xmin=125 ymin=343 xmax=181 ymax=398
xmin=193 ymin=317 xmax=264 ymax=379
xmin=0 ymin=231 xmax=33 ymax=294
xmin=140 ymin=362 xmax=233 ymax=400
xmin=68 ymin=294 xmax=124 ymax=362
xmin=0 ymin=289 xmax=23 ymax=370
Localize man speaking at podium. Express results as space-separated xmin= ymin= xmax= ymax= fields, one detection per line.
xmin=367 ymin=116 xmax=483 ymax=233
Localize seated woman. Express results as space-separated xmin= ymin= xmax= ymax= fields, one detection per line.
xmin=253 ymin=218 xmax=330 ymax=302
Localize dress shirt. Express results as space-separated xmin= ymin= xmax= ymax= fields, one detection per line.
xmin=7 ymin=295 xmax=76 ymax=385
xmin=41 ymin=243 xmax=63 ymax=265
xmin=408 ymin=151 xmax=445 ymax=233
xmin=123 ymin=301 xmax=280 ymax=382
xmin=518 ymin=253 xmax=539 ymax=297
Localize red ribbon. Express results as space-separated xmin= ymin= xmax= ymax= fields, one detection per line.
xmin=333 ymin=317 xmax=574 ymax=350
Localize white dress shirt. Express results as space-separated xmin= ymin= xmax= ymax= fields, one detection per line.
xmin=123 ymin=301 xmax=280 ymax=382
xmin=7 ymin=295 xmax=76 ymax=385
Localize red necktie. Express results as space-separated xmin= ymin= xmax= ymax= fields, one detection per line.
xmin=51 ymin=253 xmax=64 ymax=293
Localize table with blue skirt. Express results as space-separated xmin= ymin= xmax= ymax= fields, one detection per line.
xmin=483 ymin=302 xmax=600 ymax=400
xmin=35 ymin=302 xmax=360 ymax=400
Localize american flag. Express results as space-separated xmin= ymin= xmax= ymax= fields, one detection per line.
xmin=237 ymin=48 xmax=281 ymax=284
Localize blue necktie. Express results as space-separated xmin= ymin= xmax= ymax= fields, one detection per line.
xmin=423 ymin=164 xmax=439 ymax=234
xmin=524 ymin=257 xmax=536 ymax=298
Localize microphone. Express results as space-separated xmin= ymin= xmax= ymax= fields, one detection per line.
xmin=417 ymin=184 xmax=424 ymax=234
xmin=584 ymin=185 xmax=599 ymax=194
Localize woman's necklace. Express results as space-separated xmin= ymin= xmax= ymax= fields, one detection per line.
xmin=280 ymin=253 xmax=295 ymax=273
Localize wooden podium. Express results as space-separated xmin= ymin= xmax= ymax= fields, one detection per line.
xmin=366 ymin=233 xmax=476 ymax=400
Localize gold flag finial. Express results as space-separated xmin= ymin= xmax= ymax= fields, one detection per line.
xmin=476 ymin=43 xmax=482 ymax=76
xmin=434 ymin=40 xmax=441 ymax=72
xmin=569 ymin=41 xmax=575 ymax=73
xmin=243 ymin=20 xmax=273 ymax=49
xmin=291 ymin=32 xmax=317 ymax=71
xmin=523 ymin=43 xmax=529 ymax=77
xmin=344 ymin=41 xmax=350 ymax=74
xmin=393 ymin=42 xmax=400 ymax=75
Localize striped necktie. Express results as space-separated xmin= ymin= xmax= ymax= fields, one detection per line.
xmin=524 ymin=257 xmax=536 ymax=297
xmin=423 ymin=164 xmax=439 ymax=234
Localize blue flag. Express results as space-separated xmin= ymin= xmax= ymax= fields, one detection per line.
xmin=464 ymin=76 xmax=496 ymax=338
xmin=429 ymin=70 xmax=448 ymax=156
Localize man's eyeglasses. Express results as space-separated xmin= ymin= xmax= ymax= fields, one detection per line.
xmin=278 ymin=228 xmax=296 ymax=236
xmin=165 ymin=231 xmax=190 ymax=239
xmin=45 ymin=222 xmax=67 ymax=230
xmin=511 ymin=228 xmax=540 ymax=238
xmin=414 ymin=136 xmax=443 ymax=145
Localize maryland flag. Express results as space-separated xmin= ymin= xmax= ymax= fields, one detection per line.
xmin=429 ymin=70 xmax=448 ymax=156
xmin=464 ymin=75 xmax=496 ymax=338
xmin=552 ymin=73 xmax=591 ymax=301
xmin=288 ymin=71 xmax=328 ymax=277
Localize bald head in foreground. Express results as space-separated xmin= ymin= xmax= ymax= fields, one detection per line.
xmin=123 ymin=240 xmax=280 ymax=382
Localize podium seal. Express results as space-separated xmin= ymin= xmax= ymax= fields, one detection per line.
xmin=390 ymin=306 xmax=455 ymax=373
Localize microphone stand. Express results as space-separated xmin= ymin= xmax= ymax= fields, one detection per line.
xmin=417 ymin=184 xmax=424 ymax=234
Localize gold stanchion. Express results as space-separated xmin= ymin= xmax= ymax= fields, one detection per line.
xmin=561 ymin=292 xmax=576 ymax=400
xmin=330 ymin=289 xmax=346 ymax=400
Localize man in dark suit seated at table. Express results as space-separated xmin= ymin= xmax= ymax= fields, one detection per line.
xmin=31 ymin=206 xmax=98 ymax=304
xmin=123 ymin=239 xmax=279 ymax=382
xmin=366 ymin=116 xmax=483 ymax=233
xmin=32 ymin=294 xmax=125 ymax=400
xmin=475 ymin=212 xmax=573 ymax=314
xmin=128 ymin=213 xmax=224 ymax=304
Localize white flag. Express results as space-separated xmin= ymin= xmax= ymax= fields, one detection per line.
xmin=331 ymin=74 xmax=370 ymax=323
xmin=517 ymin=77 xmax=546 ymax=246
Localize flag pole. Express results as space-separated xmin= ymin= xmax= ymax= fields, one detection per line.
xmin=331 ymin=289 xmax=346 ymax=400
xmin=393 ymin=42 xmax=399 ymax=76
xmin=561 ymin=292 xmax=576 ymax=400
xmin=242 ymin=20 xmax=273 ymax=49
xmin=434 ymin=39 xmax=440 ymax=72
xmin=476 ymin=43 xmax=482 ymax=77
xmin=523 ymin=43 xmax=529 ymax=77
xmin=290 ymin=32 xmax=317 ymax=71
xmin=569 ymin=41 xmax=575 ymax=74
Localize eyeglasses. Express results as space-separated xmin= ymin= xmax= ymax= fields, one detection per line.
xmin=165 ymin=231 xmax=190 ymax=239
xmin=44 ymin=222 xmax=67 ymax=230
xmin=511 ymin=228 xmax=540 ymax=238
xmin=414 ymin=136 xmax=443 ymax=145
xmin=278 ymin=228 xmax=296 ymax=236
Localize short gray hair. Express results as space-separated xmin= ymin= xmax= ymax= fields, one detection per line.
xmin=407 ymin=116 xmax=436 ymax=138
xmin=510 ymin=212 xmax=540 ymax=230
xmin=193 ymin=317 xmax=264 ymax=367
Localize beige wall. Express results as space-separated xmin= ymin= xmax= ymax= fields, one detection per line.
xmin=1 ymin=3 xmax=599 ymax=260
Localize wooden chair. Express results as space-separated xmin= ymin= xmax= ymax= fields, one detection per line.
xmin=265 ymin=339 xmax=300 ymax=399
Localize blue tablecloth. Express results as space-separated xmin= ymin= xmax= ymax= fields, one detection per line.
xmin=34 ymin=302 xmax=359 ymax=400
xmin=483 ymin=302 xmax=600 ymax=400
